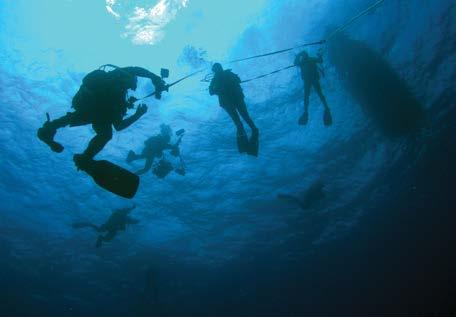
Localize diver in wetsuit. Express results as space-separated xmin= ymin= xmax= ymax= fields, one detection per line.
xmin=72 ymin=205 xmax=139 ymax=248
xmin=126 ymin=124 xmax=186 ymax=177
xmin=294 ymin=50 xmax=332 ymax=126
xmin=209 ymin=63 xmax=259 ymax=156
xmin=37 ymin=66 xmax=168 ymax=171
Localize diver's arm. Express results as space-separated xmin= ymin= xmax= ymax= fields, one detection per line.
xmin=122 ymin=67 xmax=166 ymax=98
xmin=163 ymin=143 xmax=175 ymax=151
xmin=166 ymin=134 xmax=184 ymax=156
xmin=113 ymin=104 xmax=147 ymax=131
xmin=135 ymin=157 xmax=153 ymax=175
xmin=209 ymin=79 xmax=217 ymax=96
xmin=230 ymin=72 xmax=242 ymax=84
xmin=294 ymin=54 xmax=302 ymax=66
xmin=165 ymin=135 xmax=183 ymax=150
xmin=122 ymin=67 xmax=161 ymax=83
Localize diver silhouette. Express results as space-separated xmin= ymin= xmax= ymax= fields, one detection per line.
xmin=37 ymin=66 xmax=167 ymax=162
xmin=127 ymin=124 xmax=186 ymax=178
xmin=37 ymin=66 xmax=168 ymax=198
xmin=209 ymin=63 xmax=259 ymax=156
xmin=72 ymin=204 xmax=139 ymax=248
xmin=294 ymin=50 xmax=332 ymax=126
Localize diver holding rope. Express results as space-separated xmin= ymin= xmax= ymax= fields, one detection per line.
xmin=209 ymin=63 xmax=259 ymax=156
xmin=37 ymin=66 xmax=169 ymax=198
xmin=294 ymin=49 xmax=332 ymax=126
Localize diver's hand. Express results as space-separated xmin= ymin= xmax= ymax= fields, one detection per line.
xmin=135 ymin=104 xmax=148 ymax=117
xmin=127 ymin=96 xmax=139 ymax=109
xmin=128 ymin=96 xmax=139 ymax=104
xmin=154 ymin=79 xmax=167 ymax=100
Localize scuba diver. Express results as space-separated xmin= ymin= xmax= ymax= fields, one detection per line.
xmin=209 ymin=63 xmax=259 ymax=156
xmin=72 ymin=204 xmax=139 ymax=248
xmin=127 ymin=124 xmax=186 ymax=178
xmin=294 ymin=50 xmax=332 ymax=126
xmin=36 ymin=65 xmax=169 ymax=198
xmin=278 ymin=181 xmax=326 ymax=210
xmin=37 ymin=66 xmax=167 ymax=165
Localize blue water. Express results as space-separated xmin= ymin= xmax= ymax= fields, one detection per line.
xmin=1 ymin=0 xmax=455 ymax=316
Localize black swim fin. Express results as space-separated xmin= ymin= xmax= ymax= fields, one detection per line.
xmin=246 ymin=129 xmax=259 ymax=157
xmin=324 ymin=108 xmax=333 ymax=126
xmin=74 ymin=155 xmax=139 ymax=199
xmin=298 ymin=111 xmax=309 ymax=125
xmin=236 ymin=132 xmax=249 ymax=154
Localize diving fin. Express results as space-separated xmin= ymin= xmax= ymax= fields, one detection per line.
xmin=74 ymin=155 xmax=139 ymax=199
xmin=298 ymin=111 xmax=309 ymax=125
xmin=324 ymin=108 xmax=333 ymax=126
xmin=246 ymin=129 xmax=259 ymax=157
xmin=236 ymin=132 xmax=249 ymax=154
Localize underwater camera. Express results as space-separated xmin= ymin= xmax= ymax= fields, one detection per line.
xmin=160 ymin=68 xmax=170 ymax=79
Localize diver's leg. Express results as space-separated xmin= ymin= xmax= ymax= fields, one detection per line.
xmin=102 ymin=230 xmax=116 ymax=242
xmin=236 ymin=99 xmax=258 ymax=134
xmin=96 ymin=230 xmax=116 ymax=248
xmin=127 ymin=150 xmax=143 ymax=163
xmin=223 ymin=105 xmax=246 ymax=134
xmin=304 ymin=82 xmax=311 ymax=113
xmin=223 ymin=105 xmax=249 ymax=153
xmin=299 ymin=83 xmax=311 ymax=125
xmin=314 ymin=81 xmax=329 ymax=110
xmin=236 ymin=99 xmax=259 ymax=155
xmin=175 ymin=155 xmax=186 ymax=176
xmin=314 ymin=81 xmax=332 ymax=126
xmin=84 ymin=122 xmax=113 ymax=159
xmin=73 ymin=122 xmax=112 ymax=170
xmin=37 ymin=112 xmax=82 ymax=153
xmin=135 ymin=157 xmax=154 ymax=175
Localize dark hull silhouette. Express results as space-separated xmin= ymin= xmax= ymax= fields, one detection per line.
xmin=327 ymin=33 xmax=423 ymax=136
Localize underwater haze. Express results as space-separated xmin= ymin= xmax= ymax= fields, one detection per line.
xmin=1 ymin=0 xmax=456 ymax=316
